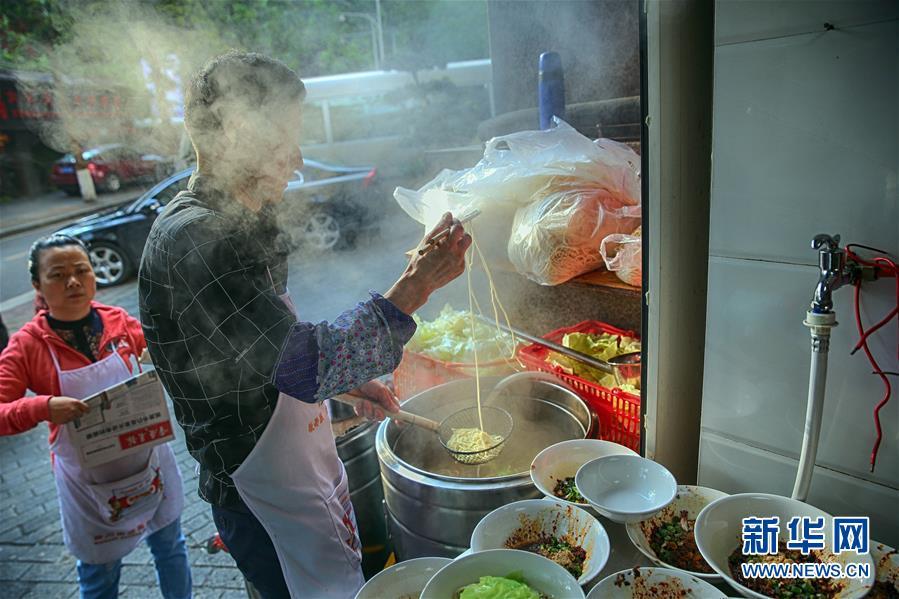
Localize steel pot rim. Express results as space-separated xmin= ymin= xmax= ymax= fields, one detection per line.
xmin=377 ymin=376 xmax=591 ymax=485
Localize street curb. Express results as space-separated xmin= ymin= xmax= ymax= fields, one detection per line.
xmin=0 ymin=202 xmax=124 ymax=239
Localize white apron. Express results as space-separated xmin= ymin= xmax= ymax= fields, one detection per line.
xmin=229 ymin=290 xmax=364 ymax=598
xmin=46 ymin=339 xmax=184 ymax=564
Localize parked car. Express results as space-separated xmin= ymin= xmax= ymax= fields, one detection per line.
xmin=55 ymin=159 xmax=380 ymax=287
xmin=50 ymin=143 xmax=173 ymax=195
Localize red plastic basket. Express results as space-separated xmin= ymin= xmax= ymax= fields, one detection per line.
xmin=516 ymin=321 xmax=642 ymax=452
xmin=393 ymin=350 xmax=517 ymax=401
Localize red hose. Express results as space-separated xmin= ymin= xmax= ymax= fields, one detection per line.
xmin=850 ymin=306 xmax=898 ymax=356
xmin=850 ymin=252 xmax=898 ymax=472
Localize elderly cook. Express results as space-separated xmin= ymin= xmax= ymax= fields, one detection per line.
xmin=138 ymin=51 xmax=471 ymax=598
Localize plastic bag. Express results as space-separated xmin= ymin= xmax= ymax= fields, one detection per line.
xmin=394 ymin=119 xmax=641 ymax=268
xmin=600 ymin=226 xmax=642 ymax=287
xmin=394 ymin=169 xmax=519 ymax=268
xmin=508 ymin=184 xmax=640 ymax=285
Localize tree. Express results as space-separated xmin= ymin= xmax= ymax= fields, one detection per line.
xmin=0 ymin=0 xmax=73 ymax=70
xmin=2 ymin=0 xmax=489 ymax=77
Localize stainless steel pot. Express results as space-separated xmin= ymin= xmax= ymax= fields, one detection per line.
xmin=376 ymin=373 xmax=591 ymax=559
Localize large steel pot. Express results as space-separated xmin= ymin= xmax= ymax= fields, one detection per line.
xmin=377 ymin=373 xmax=591 ymax=559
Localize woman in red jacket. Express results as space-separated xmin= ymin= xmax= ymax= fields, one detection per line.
xmin=0 ymin=234 xmax=191 ymax=599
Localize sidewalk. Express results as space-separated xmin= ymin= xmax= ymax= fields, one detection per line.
xmin=0 ymin=186 xmax=251 ymax=598
xmin=0 ymin=277 xmax=250 ymax=597
xmin=0 ymin=188 xmax=143 ymax=238
xmin=0 ymin=412 xmax=249 ymax=599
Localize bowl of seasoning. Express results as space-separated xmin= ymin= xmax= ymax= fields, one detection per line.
xmin=694 ymin=493 xmax=875 ymax=598
xmin=470 ymin=499 xmax=610 ymax=586
xmin=586 ymin=567 xmax=727 ymax=598
xmin=531 ymin=439 xmax=638 ymax=510
xmin=869 ymin=542 xmax=898 ymax=598
xmin=625 ymin=485 xmax=729 ymax=583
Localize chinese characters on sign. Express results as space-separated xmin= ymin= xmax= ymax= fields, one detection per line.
xmin=0 ymin=82 xmax=126 ymax=124
xmin=119 ymin=421 xmax=174 ymax=450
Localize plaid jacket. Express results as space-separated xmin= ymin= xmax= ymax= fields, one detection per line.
xmin=138 ymin=174 xmax=414 ymax=507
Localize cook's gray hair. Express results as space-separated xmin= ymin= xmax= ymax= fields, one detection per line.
xmin=184 ymin=51 xmax=306 ymax=154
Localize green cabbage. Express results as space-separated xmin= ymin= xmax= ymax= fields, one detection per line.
xmin=408 ymin=305 xmax=515 ymax=363
xmin=548 ymin=332 xmax=641 ymax=392
xmin=457 ymin=573 xmax=540 ymax=599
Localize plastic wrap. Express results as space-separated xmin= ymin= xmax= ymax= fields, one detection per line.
xmin=600 ymin=225 xmax=642 ymax=287
xmin=394 ymin=119 xmax=641 ymax=270
xmin=508 ymin=184 xmax=640 ymax=285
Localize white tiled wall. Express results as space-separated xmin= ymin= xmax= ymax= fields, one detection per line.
xmin=715 ymin=0 xmax=898 ymax=46
xmin=709 ymin=19 xmax=898 ymax=264
xmin=698 ymin=432 xmax=899 ymax=543
xmin=701 ymin=2 xmax=898 ymax=542
xmin=702 ymin=257 xmax=897 ymax=487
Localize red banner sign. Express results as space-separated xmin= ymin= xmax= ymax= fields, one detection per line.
xmin=118 ymin=421 xmax=174 ymax=450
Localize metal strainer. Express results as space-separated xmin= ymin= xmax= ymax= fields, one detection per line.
xmin=437 ymin=406 xmax=514 ymax=465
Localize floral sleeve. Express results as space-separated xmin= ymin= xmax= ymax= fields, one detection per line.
xmin=273 ymin=292 xmax=416 ymax=402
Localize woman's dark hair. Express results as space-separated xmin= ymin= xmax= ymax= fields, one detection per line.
xmin=28 ymin=234 xmax=90 ymax=282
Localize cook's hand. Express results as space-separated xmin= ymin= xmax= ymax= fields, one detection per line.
xmin=385 ymin=212 xmax=472 ymax=315
xmin=139 ymin=348 xmax=152 ymax=364
xmin=48 ymin=396 xmax=90 ymax=424
xmin=350 ymin=380 xmax=400 ymax=422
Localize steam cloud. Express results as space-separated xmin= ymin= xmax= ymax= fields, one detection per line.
xmin=12 ymin=0 xmax=538 ymax=327
xmin=15 ymin=3 xmax=234 ymax=161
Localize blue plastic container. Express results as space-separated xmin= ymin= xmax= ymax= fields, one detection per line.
xmin=538 ymin=51 xmax=565 ymax=129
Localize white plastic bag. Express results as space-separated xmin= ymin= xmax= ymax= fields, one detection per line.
xmin=394 ymin=169 xmax=518 ymax=268
xmin=600 ymin=226 xmax=642 ymax=287
xmin=393 ymin=119 xmax=641 ymax=269
xmin=508 ymin=184 xmax=640 ymax=285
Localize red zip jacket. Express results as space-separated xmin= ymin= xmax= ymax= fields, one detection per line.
xmin=0 ymin=302 xmax=146 ymax=444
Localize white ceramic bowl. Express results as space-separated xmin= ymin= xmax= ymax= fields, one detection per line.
xmin=694 ymin=493 xmax=875 ymax=598
xmin=587 ymin=567 xmax=727 ymax=598
xmin=421 ymin=548 xmax=585 ymax=599
xmin=575 ymin=455 xmax=677 ymax=523
xmin=470 ymin=499 xmax=610 ymax=585
xmin=625 ymin=485 xmax=729 ymax=583
xmin=531 ymin=439 xmax=638 ymax=509
xmin=355 ymin=556 xmax=452 ymax=599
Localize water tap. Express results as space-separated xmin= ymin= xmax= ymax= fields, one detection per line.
xmin=810 ymin=234 xmax=858 ymax=313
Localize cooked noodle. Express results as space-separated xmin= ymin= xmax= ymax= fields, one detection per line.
xmin=466 ymin=232 xmax=516 ymax=424
xmin=448 ymin=228 xmax=516 ymax=465
xmin=466 ymin=248 xmax=483 ymax=430
xmin=447 ymin=427 xmax=502 ymax=453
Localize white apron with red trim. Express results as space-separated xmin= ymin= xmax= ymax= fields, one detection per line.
xmin=46 ymin=340 xmax=184 ymax=564
xmin=228 ymin=290 xmax=364 ymax=598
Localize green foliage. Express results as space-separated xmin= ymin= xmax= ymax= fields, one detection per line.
xmin=2 ymin=0 xmax=488 ymax=78
xmin=0 ymin=0 xmax=73 ymax=69
xmin=385 ymin=0 xmax=488 ymax=73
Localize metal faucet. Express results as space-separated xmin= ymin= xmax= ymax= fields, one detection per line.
xmin=810 ymin=234 xmax=858 ymax=313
